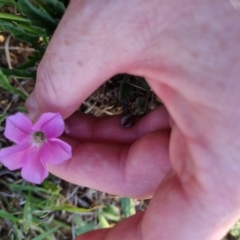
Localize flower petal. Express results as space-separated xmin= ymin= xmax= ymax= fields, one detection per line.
xmin=4 ymin=112 xmax=32 ymax=144
xmin=32 ymin=113 xmax=64 ymax=138
xmin=40 ymin=138 xmax=72 ymax=165
xmin=0 ymin=142 xmax=31 ymax=170
xmin=21 ymin=147 xmax=48 ymax=184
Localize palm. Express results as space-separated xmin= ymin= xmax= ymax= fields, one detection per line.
xmin=47 ymin=106 xmax=172 ymax=198
xmin=47 ymin=107 xmax=225 ymax=240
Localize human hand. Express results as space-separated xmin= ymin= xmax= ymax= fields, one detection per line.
xmin=25 ymin=0 xmax=240 ymax=239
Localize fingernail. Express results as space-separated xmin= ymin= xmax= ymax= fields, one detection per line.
xmin=64 ymin=122 xmax=71 ymax=134
xmin=24 ymin=91 xmax=41 ymax=122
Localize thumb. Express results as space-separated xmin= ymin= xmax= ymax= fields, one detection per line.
xmin=25 ymin=0 xmax=140 ymax=120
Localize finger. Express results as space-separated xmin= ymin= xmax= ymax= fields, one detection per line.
xmin=48 ymin=130 xmax=172 ymax=198
xmin=65 ymin=106 xmax=170 ymax=144
xmin=76 ymin=173 xmax=237 ymax=240
xmin=25 ymin=0 xmax=141 ymax=120
xmin=75 ymin=212 xmax=144 ymax=240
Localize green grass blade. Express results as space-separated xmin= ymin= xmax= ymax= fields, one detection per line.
xmin=0 ymin=210 xmax=20 ymax=223
xmin=14 ymin=21 xmax=46 ymax=35
xmin=13 ymin=223 xmax=24 ymax=240
xmin=23 ymin=195 xmax=32 ymax=235
xmin=0 ymin=12 xmax=28 ymax=22
xmin=0 ymin=69 xmax=27 ymax=99
xmin=120 ymin=197 xmax=136 ymax=218
xmin=1 ymin=20 xmax=41 ymax=44
xmin=18 ymin=0 xmax=59 ymax=35
xmin=0 ymin=68 xmax=36 ymax=79
xmin=0 ymin=114 xmax=6 ymax=123
xmin=31 ymin=225 xmax=61 ymax=240
xmin=16 ymin=106 xmax=28 ymax=113
xmin=9 ymin=183 xmax=57 ymax=195
xmin=53 ymin=205 xmax=95 ymax=213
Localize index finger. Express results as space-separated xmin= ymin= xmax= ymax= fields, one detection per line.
xmin=65 ymin=106 xmax=170 ymax=144
xmin=25 ymin=0 xmax=138 ymax=120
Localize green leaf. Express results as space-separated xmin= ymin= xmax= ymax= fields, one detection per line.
xmin=1 ymin=20 xmax=41 ymax=44
xmin=18 ymin=0 xmax=59 ymax=35
xmin=14 ymin=21 xmax=46 ymax=35
xmin=0 ymin=69 xmax=27 ymax=99
xmin=45 ymin=0 xmax=65 ymax=18
xmin=98 ymin=210 xmax=110 ymax=228
xmin=54 ymin=1 xmax=65 ymax=18
xmin=31 ymin=225 xmax=61 ymax=240
xmin=33 ymin=0 xmax=57 ymax=17
xmin=230 ymin=220 xmax=240 ymax=237
xmin=42 ymin=179 xmax=61 ymax=194
xmin=23 ymin=196 xmax=32 ymax=235
xmin=102 ymin=205 xmax=121 ymax=222
xmin=34 ymin=0 xmax=65 ymax=19
xmin=120 ymin=198 xmax=136 ymax=218
xmin=74 ymin=216 xmax=95 ymax=236
xmin=59 ymin=0 xmax=69 ymax=8
xmin=75 ymin=221 xmax=95 ymax=235
xmin=0 ymin=210 xmax=20 ymax=223
xmin=0 ymin=68 xmax=36 ymax=79
xmin=0 ymin=12 xmax=28 ymax=22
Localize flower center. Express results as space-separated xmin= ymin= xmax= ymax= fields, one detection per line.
xmin=32 ymin=131 xmax=46 ymax=145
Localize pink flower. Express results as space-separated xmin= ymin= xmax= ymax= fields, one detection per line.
xmin=0 ymin=112 xmax=72 ymax=184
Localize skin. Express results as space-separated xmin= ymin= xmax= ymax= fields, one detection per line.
xmin=25 ymin=0 xmax=240 ymax=239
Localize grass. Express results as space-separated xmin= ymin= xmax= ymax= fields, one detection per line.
xmin=0 ymin=168 xmax=141 ymax=239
